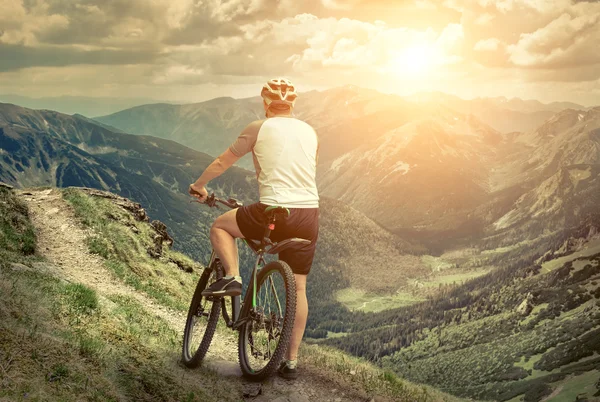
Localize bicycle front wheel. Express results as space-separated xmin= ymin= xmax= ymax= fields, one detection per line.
xmin=238 ymin=260 xmax=297 ymax=381
xmin=181 ymin=261 xmax=222 ymax=368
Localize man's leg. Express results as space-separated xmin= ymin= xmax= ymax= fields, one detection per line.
xmin=210 ymin=208 xmax=244 ymax=276
xmin=286 ymin=273 xmax=308 ymax=361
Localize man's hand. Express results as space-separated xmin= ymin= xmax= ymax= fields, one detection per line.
xmin=189 ymin=183 xmax=208 ymax=202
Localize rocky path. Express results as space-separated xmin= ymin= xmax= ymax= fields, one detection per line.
xmin=21 ymin=188 xmax=187 ymax=332
xmin=20 ymin=188 xmax=367 ymax=402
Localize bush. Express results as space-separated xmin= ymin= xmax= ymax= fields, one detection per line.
xmin=63 ymin=283 xmax=98 ymax=315
xmin=523 ymin=383 xmax=552 ymax=402
xmin=0 ymin=187 xmax=37 ymax=256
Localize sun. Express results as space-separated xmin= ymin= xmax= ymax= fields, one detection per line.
xmin=391 ymin=43 xmax=440 ymax=76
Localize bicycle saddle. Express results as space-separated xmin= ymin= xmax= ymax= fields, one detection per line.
xmin=264 ymin=205 xmax=290 ymax=220
xmin=266 ymin=238 xmax=311 ymax=255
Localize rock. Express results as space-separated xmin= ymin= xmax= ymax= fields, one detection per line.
xmin=130 ymin=225 xmax=139 ymax=234
xmin=151 ymin=220 xmax=173 ymax=246
xmin=242 ymin=383 xmax=262 ymax=398
xmin=516 ymin=293 xmax=534 ymax=316
xmin=76 ymin=187 xmax=149 ymax=222
xmin=0 ymin=182 xmax=14 ymax=190
xmin=168 ymin=257 xmax=198 ymax=273
xmin=9 ymin=262 xmax=32 ymax=272
xmin=147 ymin=235 xmax=164 ymax=258
xmin=146 ymin=221 xmax=176 ymax=259
xmin=206 ymin=360 xmax=243 ymax=377
xmin=288 ymin=395 xmax=310 ymax=402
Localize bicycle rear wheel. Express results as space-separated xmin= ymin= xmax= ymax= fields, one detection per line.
xmin=238 ymin=260 xmax=296 ymax=381
xmin=181 ymin=260 xmax=223 ymax=368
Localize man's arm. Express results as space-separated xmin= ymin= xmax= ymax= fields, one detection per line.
xmin=188 ymin=120 xmax=262 ymax=200
xmin=194 ymin=149 xmax=240 ymax=187
xmin=189 ymin=149 xmax=240 ymax=200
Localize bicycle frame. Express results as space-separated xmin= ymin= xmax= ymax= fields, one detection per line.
xmin=191 ymin=193 xmax=307 ymax=331
xmin=206 ymin=239 xmax=268 ymax=331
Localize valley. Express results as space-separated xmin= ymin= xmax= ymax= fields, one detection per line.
xmin=2 ymin=86 xmax=600 ymax=401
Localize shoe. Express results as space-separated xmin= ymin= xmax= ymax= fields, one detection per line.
xmin=201 ymin=277 xmax=242 ymax=297
xmin=277 ymin=361 xmax=298 ymax=380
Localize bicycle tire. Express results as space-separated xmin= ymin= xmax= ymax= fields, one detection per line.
xmin=181 ymin=261 xmax=223 ymax=368
xmin=238 ymin=260 xmax=297 ymax=381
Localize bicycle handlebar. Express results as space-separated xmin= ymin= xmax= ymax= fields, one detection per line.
xmin=190 ymin=192 xmax=243 ymax=209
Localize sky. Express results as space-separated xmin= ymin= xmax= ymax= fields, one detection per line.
xmin=1 ymin=0 xmax=599 ymax=106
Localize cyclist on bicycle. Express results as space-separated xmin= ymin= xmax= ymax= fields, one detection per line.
xmin=188 ymin=77 xmax=319 ymax=380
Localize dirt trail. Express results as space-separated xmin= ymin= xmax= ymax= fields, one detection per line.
xmin=21 ymin=188 xmax=186 ymax=332
xmin=20 ymin=188 xmax=365 ymax=402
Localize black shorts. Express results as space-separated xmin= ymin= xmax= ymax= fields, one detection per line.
xmin=236 ymin=202 xmax=319 ymax=275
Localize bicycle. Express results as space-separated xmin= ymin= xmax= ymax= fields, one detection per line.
xmin=181 ymin=193 xmax=310 ymax=380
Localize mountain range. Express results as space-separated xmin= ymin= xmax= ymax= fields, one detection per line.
xmin=2 ymin=86 xmax=600 ymax=400
xmin=0 ymin=94 xmax=172 ymax=117
xmin=96 ymin=87 xmax=600 ymax=251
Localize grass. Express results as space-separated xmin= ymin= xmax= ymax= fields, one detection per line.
xmin=300 ymin=343 xmax=464 ymax=402
xmin=62 ymin=188 xmax=201 ymax=312
xmin=63 ymin=283 xmax=99 ymax=315
xmin=335 ymin=287 xmax=425 ymax=312
xmin=0 ymin=187 xmax=240 ymax=401
xmin=545 ymin=370 xmax=600 ymax=401
xmin=540 ymin=237 xmax=600 ymax=273
xmin=0 ymin=268 xmax=238 ymax=401
xmin=420 ymin=270 xmax=491 ymax=288
xmin=1 ymin=186 xmax=464 ymax=401
xmin=421 ymin=255 xmax=456 ymax=272
xmin=520 ymin=303 xmax=549 ymax=326
xmin=514 ymin=353 xmax=551 ymax=380
xmin=0 ymin=187 xmax=38 ymax=265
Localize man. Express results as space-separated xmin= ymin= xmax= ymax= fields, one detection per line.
xmin=188 ymin=78 xmax=319 ymax=380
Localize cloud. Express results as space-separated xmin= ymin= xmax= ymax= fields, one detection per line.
xmin=474 ymin=38 xmax=501 ymax=51
xmin=508 ymin=6 xmax=600 ymax=68
xmin=0 ymin=0 xmax=599 ymax=105
xmin=0 ymin=43 xmax=161 ymax=72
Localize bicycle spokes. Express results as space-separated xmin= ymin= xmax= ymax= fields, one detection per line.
xmin=243 ymin=270 xmax=287 ymax=371
xmin=187 ymin=298 xmax=212 ymax=352
xmin=182 ymin=266 xmax=222 ymax=367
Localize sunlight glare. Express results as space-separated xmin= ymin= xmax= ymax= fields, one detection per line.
xmin=392 ymin=44 xmax=439 ymax=76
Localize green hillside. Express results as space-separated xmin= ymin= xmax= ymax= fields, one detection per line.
xmin=324 ymin=215 xmax=600 ymax=400
xmin=0 ymin=185 xmax=460 ymax=402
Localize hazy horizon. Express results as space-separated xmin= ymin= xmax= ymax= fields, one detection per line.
xmin=1 ymin=85 xmax=597 ymax=107
xmin=1 ymin=0 xmax=599 ymax=106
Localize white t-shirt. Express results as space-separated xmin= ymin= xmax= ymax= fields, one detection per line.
xmin=229 ymin=117 xmax=319 ymax=208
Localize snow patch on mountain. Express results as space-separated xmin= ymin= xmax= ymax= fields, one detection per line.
xmin=379 ymin=161 xmax=411 ymax=183
xmin=330 ymin=153 xmax=352 ymax=173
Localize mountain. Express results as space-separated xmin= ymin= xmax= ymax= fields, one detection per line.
xmin=319 ymin=110 xmax=502 ymax=240
xmin=0 ymin=94 xmax=171 ymax=117
xmin=486 ymin=108 xmax=600 ymax=244
xmin=93 ymin=86 xmax=600 ymax=250
xmin=95 ymin=97 xmax=264 ymax=169
xmin=95 ymin=87 xmax=586 ymax=174
xmin=0 ymin=102 xmax=442 ymax=334
xmin=408 ymin=92 xmax=588 ymax=133
xmin=0 ymin=102 xmax=256 ymax=259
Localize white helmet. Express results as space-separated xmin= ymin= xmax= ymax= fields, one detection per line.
xmin=261 ymin=78 xmax=298 ymax=108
